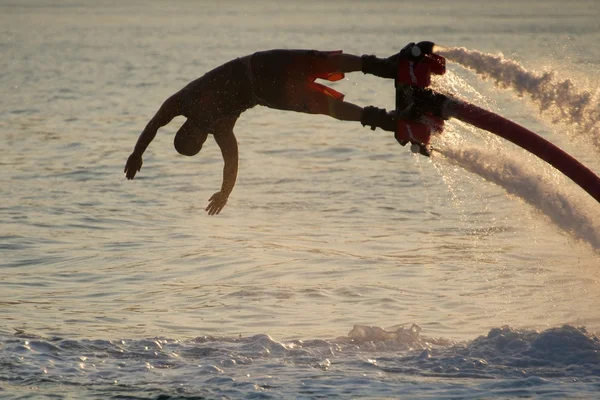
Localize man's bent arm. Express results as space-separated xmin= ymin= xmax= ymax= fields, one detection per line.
xmin=133 ymin=94 xmax=180 ymax=156
xmin=205 ymin=128 xmax=238 ymax=215
xmin=214 ymin=130 xmax=239 ymax=198
xmin=125 ymin=94 xmax=181 ymax=180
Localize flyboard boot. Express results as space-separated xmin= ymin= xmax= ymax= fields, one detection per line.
xmin=361 ymin=41 xmax=447 ymax=156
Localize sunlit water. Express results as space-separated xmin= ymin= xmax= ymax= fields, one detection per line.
xmin=2 ymin=1 xmax=600 ymax=398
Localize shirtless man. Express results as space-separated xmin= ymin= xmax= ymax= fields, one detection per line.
xmin=124 ymin=44 xmax=432 ymax=215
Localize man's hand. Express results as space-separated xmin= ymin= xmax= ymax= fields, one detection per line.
xmin=124 ymin=153 xmax=143 ymax=180
xmin=205 ymin=191 xmax=228 ymax=215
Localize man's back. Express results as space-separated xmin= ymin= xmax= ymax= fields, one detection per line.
xmin=178 ymin=56 xmax=255 ymax=129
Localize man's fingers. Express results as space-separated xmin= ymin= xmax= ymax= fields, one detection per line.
xmin=206 ymin=196 xmax=227 ymax=215
xmin=205 ymin=201 xmax=224 ymax=215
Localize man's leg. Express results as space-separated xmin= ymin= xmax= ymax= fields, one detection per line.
xmin=255 ymin=50 xmax=396 ymax=132
xmin=335 ymin=54 xmax=363 ymax=73
xmin=301 ymin=86 xmax=394 ymax=132
xmin=319 ymin=53 xmax=397 ymax=131
xmin=326 ymin=52 xmax=404 ymax=79
xmin=331 ymin=101 xmax=395 ymax=132
xmin=329 ymin=100 xmax=362 ymax=121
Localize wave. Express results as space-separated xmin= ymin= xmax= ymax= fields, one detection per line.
xmin=374 ymin=324 xmax=600 ymax=380
xmin=1 ymin=324 xmax=598 ymax=398
xmin=2 ymin=324 xmax=598 ymax=378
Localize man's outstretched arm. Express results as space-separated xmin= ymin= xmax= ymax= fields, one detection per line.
xmin=206 ymin=124 xmax=238 ymax=215
xmin=124 ymin=94 xmax=180 ymax=179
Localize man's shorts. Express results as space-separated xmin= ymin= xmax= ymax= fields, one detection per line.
xmin=250 ymin=49 xmax=346 ymax=116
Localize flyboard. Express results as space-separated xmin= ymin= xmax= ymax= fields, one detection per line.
xmin=394 ymin=41 xmax=600 ymax=204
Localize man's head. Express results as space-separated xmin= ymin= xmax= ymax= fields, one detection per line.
xmin=174 ymin=119 xmax=208 ymax=156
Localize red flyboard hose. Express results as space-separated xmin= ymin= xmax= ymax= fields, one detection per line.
xmin=447 ymin=100 xmax=600 ymax=203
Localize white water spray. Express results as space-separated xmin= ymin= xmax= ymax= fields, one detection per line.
xmin=434 ymin=143 xmax=600 ymax=250
xmin=437 ymin=47 xmax=600 ymax=150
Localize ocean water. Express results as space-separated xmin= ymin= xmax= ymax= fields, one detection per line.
xmin=2 ymin=0 xmax=600 ymax=398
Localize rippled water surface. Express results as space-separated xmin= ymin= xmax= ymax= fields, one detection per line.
xmin=2 ymin=0 xmax=600 ymax=398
